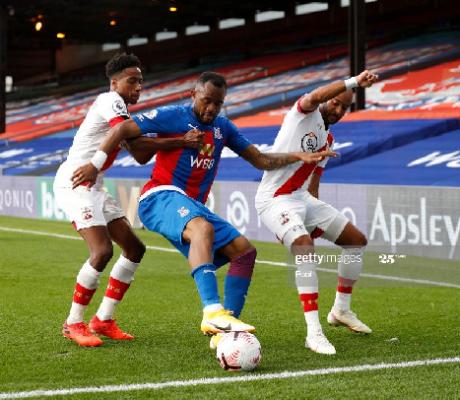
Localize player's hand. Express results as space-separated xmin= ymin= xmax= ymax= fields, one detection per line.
xmin=71 ymin=163 xmax=98 ymax=189
xmin=356 ymin=70 xmax=378 ymax=88
xmin=294 ymin=149 xmax=338 ymax=164
xmin=183 ymin=129 xmax=205 ymax=149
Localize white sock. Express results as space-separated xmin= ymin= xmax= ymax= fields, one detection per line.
xmin=67 ymin=261 xmax=100 ymax=324
xmin=203 ymin=303 xmax=224 ymax=313
xmin=305 ymin=311 xmax=322 ymax=335
xmin=96 ymin=255 xmax=139 ymax=321
xmin=295 ymin=261 xmax=321 ymax=335
xmin=334 ymin=248 xmax=363 ymax=311
xmin=334 ymin=292 xmax=352 ymax=311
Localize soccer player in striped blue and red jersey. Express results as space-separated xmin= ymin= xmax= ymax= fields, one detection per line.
xmin=72 ymin=72 xmax=335 ymax=344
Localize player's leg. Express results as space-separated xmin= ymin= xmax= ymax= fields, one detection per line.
xmin=304 ymin=198 xmax=371 ymax=333
xmin=138 ymin=191 xmax=253 ymax=334
xmin=183 ymin=216 xmax=256 ymax=335
xmin=61 ymin=226 xmax=112 ymax=347
xmin=258 ymin=196 xmax=335 ymax=354
xmin=209 ymin=235 xmax=256 ymax=350
xmin=327 ymin=222 xmax=371 ymax=333
xmin=89 ymin=216 xmax=146 ymax=340
xmin=218 ymin=235 xmax=256 ymax=318
xmin=183 ymin=216 xmax=221 ymax=312
xmin=55 ymin=186 xmax=114 ymax=347
xmin=290 ymin=233 xmax=336 ymax=355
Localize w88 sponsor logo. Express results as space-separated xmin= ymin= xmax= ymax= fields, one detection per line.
xmin=190 ymin=155 xmax=215 ymax=170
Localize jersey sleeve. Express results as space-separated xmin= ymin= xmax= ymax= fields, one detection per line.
xmin=224 ymin=119 xmax=252 ymax=155
xmin=295 ymin=95 xmax=318 ymax=115
xmin=132 ymin=107 xmax=178 ymax=135
xmin=97 ymin=93 xmax=129 ymax=126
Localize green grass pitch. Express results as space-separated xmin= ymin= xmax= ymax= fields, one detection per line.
xmin=0 ymin=216 xmax=459 ymax=399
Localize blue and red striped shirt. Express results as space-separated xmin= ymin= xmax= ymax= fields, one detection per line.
xmin=133 ymin=105 xmax=251 ymax=203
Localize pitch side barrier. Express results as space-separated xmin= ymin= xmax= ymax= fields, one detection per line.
xmin=1 ymin=176 xmax=459 ymax=263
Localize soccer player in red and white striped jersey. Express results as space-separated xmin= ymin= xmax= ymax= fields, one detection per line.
xmin=255 ymin=70 xmax=378 ymax=355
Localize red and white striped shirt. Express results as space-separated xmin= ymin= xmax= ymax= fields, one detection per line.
xmin=54 ymin=91 xmax=128 ymax=189
xmin=255 ymin=98 xmax=334 ymax=207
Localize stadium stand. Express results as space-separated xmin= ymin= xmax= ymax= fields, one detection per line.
xmin=1 ymin=32 xmax=459 ymax=190
xmin=2 ymin=32 xmax=460 ymax=144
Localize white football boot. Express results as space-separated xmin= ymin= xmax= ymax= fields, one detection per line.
xmin=327 ymin=308 xmax=372 ymax=334
xmin=305 ymin=329 xmax=336 ymax=355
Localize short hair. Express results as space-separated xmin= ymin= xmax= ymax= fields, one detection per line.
xmin=105 ymin=53 xmax=141 ymax=78
xmin=196 ymin=71 xmax=227 ymax=89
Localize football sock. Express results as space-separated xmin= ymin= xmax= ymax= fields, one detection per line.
xmin=296 ymin=261 xmax=321 ymax=334
xmin=96 ymin=255 xmax=139 ymax=321
xmin=334 ymin=247 xmax=363 ymax=311
xmin=67 ymin=260 xmax=100 ymax=324
xmin=223 ymin=248 xmax=256 ymax=317
xmin=191 ymin=263 xmax=221 ymax=308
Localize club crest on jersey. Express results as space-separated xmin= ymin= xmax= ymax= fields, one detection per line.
xmin=81 ymin=207 xmax=93 ymax=220
xmin=144 ymin=109 xmax=158 ymax=120
xmin=213 ymin=127 xmax=223 ymax=140
xmin=279 ymin=211 xmax=290 ymax=225
xmin=199 ymin=143 xmax=215 ymax=157
xmin=301 ymin=132 xmax=318 ymax=152
xmin=112 ymin=100 xmax=127 ymax=116
xmin=177 ymin=206 xmax=190 ymax=217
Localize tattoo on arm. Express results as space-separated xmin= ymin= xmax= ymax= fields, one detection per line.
xmin=241 ymin=146 xmax=297 ymax=170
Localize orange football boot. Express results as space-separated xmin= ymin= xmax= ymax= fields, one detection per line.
xmin=62 ymin=321 xmax=103 ymax=347
xmin=89 ymin=316 xmax=134 ymax=340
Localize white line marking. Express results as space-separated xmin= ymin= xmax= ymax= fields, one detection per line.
xmin=1 ymin=226 xmax=459 ymax=288
xmin=0 ymin=357 xmax=459 ymax=399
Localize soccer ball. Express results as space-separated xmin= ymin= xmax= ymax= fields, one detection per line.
xmin=216 ymin=332 xmax=261 ymax=371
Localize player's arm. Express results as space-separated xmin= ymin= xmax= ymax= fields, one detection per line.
xmin=121 ymin=129 xmax=204 ymax=165
xmin=240 ymin=145 xmax=337 ymax=170
xmin=299 ymin=70 xmax=378 ymax=112
xmin=71 ymin=120 xmax=203 ymax=188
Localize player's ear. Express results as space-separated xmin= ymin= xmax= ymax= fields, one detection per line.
xmin=110 ymin=77 xmax=118 ymax=90
xmin=190 ymin=88 xmax=196 ymax=100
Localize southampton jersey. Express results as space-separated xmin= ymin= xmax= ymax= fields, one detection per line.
xmin=133 ymin=105 xmax=251 ymax=203
xmin=255 ymin=98 xmax=334 ymax=205
xmin=54 ymin=91 xmax=129 ymax=188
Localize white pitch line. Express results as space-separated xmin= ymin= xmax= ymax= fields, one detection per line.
xmin=1 ymin=226 xmax=459 ymax=288
xmin=0 ymin=357 xmax=459 ymax=399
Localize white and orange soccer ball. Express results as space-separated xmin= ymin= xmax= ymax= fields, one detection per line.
xmin=216 ymin=332 xmax=261 ymax=371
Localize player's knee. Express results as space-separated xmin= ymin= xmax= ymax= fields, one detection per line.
xmin=133 ymin=240 xmax=146 ymax=260
xmin=90 ymin=244 xmax=114 ymax=270
xmin=229 ymin=246 xmax=257 ymax=278
xmin=292 ymin=235 xmax=313 ymax=247
xmin=189 ymin=217 xmax=214 ymax=239
xmin=350 ymin=232 xmax=367 ymax=247
xmin=290 ymin=235 xmax=314 ymax=255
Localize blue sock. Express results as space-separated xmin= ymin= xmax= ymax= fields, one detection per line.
xmin=191 ymin=263 xmax=220 ymax=308
xmin=224 ymin=275 xmax=251 ymax=318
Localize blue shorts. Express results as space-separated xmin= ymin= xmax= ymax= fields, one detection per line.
xmin=138 ymin=190 xmax=241 ymax=267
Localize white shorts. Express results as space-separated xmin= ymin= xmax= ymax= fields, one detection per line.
xmin=256 ymin=194 xmax=349 ymax=248
xmin=54 ymin=185 xmax=125 ymax=230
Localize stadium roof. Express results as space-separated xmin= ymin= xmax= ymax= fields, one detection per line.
xmin=5 ymin=0 xmax=309 ymax=45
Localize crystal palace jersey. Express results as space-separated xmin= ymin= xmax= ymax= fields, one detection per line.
xmin=255 ymin=99 xmax=334 ymax=205
xmin=133 ymin=105 xmax=251 ymax=203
